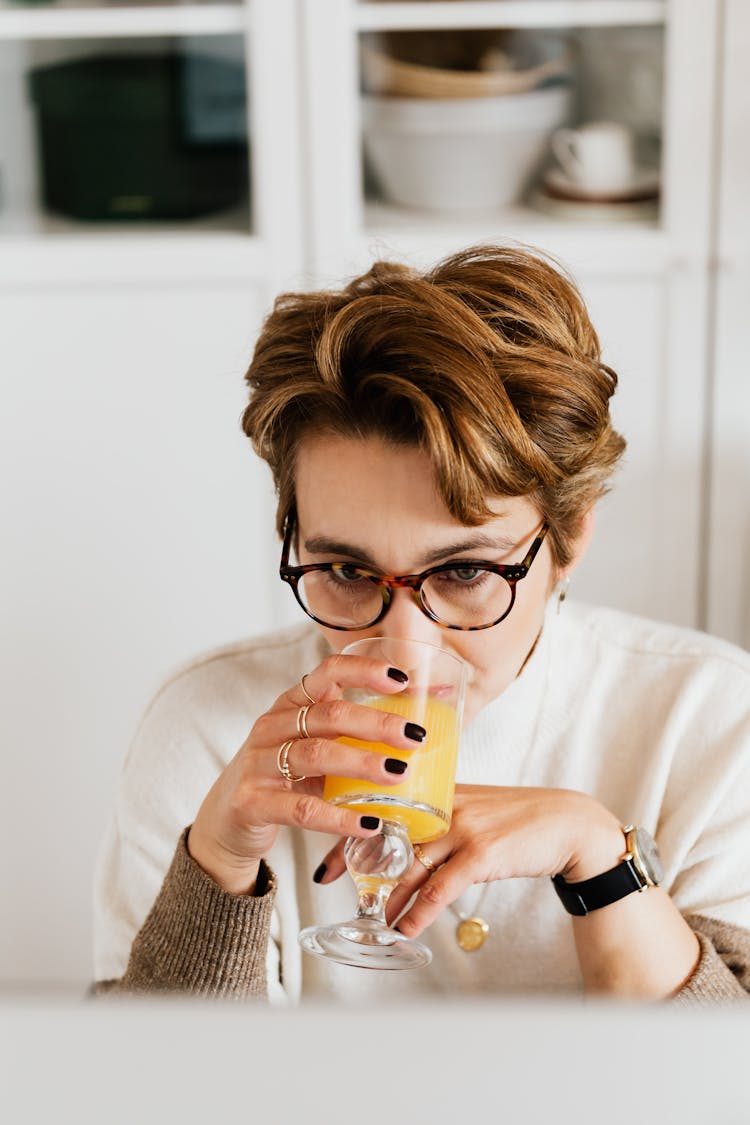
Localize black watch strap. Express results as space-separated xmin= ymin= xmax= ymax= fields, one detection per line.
xmin=552 ymin=858 xmax=645 ymax=916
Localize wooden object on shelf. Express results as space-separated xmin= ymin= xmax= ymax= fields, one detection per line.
xmin=359 ymin=34 xmax=571 ymax=97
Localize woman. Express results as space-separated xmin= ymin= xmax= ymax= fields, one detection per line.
xmin=94 ymin=245 xmax=750 ymax=1002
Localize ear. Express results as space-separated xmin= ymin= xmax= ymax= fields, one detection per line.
xmin=559 ymin=506 xmax=596 ymax=582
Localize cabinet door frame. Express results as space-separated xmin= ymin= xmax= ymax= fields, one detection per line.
xmin=0 ymin=0 xmax=306 ymax=295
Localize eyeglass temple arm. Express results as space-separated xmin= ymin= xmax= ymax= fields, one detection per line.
xmin=504 ymin=526 xmax=549 ymax=583
xmin=280 ymin=510 xmax=296 ymax=569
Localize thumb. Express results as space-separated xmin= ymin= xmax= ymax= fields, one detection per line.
xmin=312 ymin=837 xmax=348 ymax=885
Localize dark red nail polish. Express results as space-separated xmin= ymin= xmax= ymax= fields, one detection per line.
xmin=360 ymin=815 xmax=380 ymax=830
xmin=387 ymin=667 xmax=408 ymax=683
xmin=313 ymin=863 xmax=326 ymax=884
xmin=385 ymin=758 xmax=408 ymax=775
xmin=405 ymin=722 xmax=426 ymax=742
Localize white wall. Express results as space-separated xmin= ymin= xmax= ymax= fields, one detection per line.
xmin=0 ymin=281 xmax=295 ymax=986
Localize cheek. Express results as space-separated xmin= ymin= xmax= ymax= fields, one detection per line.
xmin=453 ymin=590 xmax=551 ymax=707
xmin=457 ymin=634 xmax=523 ymax=719
xmin=317 ymin=624 xmax=380 ymax=655
xmin=445 ymin=632 xmax=505 ymax=692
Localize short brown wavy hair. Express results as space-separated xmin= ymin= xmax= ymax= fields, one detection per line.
xmin=242 ymin=244 xmax=625 ymax=569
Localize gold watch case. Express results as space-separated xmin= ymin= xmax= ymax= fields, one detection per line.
xmin=622 ymin=825 xmax=664 ymax=888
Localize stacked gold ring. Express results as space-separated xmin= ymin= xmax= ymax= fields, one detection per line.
xmin=300 ymin=675 xmax=316 ymax=705
xmin=277 ymin=739 xmax=306 ymax=783
xmin=296 ymin=704 xmax=313 ymax=740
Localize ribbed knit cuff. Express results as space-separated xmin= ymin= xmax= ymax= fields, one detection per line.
xmin=672 ymin=916 xmax=750 ymax=1005
xmin=117 ymin=829 xmax=277 ymax=999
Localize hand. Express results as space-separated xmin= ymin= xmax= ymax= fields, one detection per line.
xmin=187 ymin=654 xmax=425 ymax=895
xmin=314 ymin=785 xmax=624 ymax=936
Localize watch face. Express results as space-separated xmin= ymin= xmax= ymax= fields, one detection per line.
xmin=631 ymin=827 xmax=664 ymax=885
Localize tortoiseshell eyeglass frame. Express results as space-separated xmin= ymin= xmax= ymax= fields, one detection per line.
xmin=278 ymin=511 xmax=550 ymax=632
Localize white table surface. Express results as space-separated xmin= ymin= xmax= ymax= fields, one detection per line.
xmin=1 ymin=992 xmax=748 ymax=1124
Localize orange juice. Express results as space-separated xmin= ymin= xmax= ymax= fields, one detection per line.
xmin=324 ymin=693 xmax=460 ymax=843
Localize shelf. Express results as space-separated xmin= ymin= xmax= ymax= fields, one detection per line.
xmin=355 ymin=1 xmax=667 ymax=32
xmin=0 ymin=207 xmax=266 ymax=285
xmin=361 ymin=199 xmax=670 ymax=277
xmin=0 ymin=1 xmax=246 ymax=40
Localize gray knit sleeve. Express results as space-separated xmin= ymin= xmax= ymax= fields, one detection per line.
xmin=96 ymin=829 xmax=277 ymax=1000
xmin=672 ymin=914 xmax=750 ymax=1004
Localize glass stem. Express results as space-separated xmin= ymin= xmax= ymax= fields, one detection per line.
xmin=345 ymin=822 xmax=413 ymax=929
xmin=353 ymin=880 xmax=395 ymax=926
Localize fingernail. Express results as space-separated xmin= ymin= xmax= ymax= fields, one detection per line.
xmin=360 ymin=815 xmax=380 ymax=830
xmin=405 ymin=722 xmax=426 ymax=742
xmin=384 ymin=758 xmax=408 ymax=775
xmin=387 ymin=667 xmax=408 ymax=683
xmin=313 ymin=863 xmax=326 ymax=884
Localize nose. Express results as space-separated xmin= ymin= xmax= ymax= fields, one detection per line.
xmin=375 ymin=586 xmax=444 ymax=647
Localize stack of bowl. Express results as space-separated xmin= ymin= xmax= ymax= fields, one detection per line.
xmin=361 ymin=31 xmax=572 ymax=212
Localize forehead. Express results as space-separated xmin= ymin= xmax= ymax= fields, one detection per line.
xmin=293 ymin=434 xmax=539 ymax=566
xmin=295 ymin=433 xmax=441 ymax=514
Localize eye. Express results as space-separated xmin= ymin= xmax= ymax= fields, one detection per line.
xmin=451 ymin=567 xmax=483 ymax=582
xmin=434 ymin=566 xmax=491 ymax=588
xmin=330 ymin=564 xmax=368 ymax=584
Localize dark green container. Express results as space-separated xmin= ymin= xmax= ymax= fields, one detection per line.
xmin=29 ymin=53 xmax=249 ymax=222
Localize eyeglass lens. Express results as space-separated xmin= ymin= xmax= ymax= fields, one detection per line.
xmin=295 ymin=567 xmax=513 ymax=629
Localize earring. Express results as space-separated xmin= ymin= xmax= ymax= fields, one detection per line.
xmin=556 ymin=576 xmax=570 ymax=614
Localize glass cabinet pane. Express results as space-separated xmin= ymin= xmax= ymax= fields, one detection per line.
xmin=359 ymin=23 xmax=664 ymax=226
xmin=0 ymin=31 xmax=251 ymax=234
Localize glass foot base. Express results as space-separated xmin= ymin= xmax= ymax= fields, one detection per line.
xmin=298 ymin=918 xmax=432 ymax=970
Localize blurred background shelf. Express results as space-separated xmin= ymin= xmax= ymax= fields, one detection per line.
xmin=362 ymin=199 xmax=668 ymax=275
xmin=0 ymin=2 xmax=246 ymax=39
xmin=0 ymin=225 xmax=264 ymax=285
xmin=354 ymin=1 xmax=667 ymax=32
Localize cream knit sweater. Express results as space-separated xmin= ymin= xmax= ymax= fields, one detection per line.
xmin=94 ymin=600 xmax=750 ymax=1003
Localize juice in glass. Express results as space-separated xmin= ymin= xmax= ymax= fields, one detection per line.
xmin=324 ymin=692 xmax=460 ymax=842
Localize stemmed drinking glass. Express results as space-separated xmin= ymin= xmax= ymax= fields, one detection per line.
xmin=299 ymin=637 xmax=468 ymax=970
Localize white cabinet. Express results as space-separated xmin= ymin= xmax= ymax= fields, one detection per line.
xmin=705 ymin=0 xmax=750 ymax=651
xmin=0 ymin=0 xmax=746 ymax=987
xmin=299 ymin=0 xmax=720 ymax=631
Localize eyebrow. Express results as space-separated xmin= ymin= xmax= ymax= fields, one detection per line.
xmin=303 ymin=532 xmax=518 ymax=569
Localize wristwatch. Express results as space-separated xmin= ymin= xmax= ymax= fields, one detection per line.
xmin=552 ymin=825 xmax=663 ymax=916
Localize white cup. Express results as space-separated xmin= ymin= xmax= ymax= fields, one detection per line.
xmin=551 ymin=121 xmax=635 ymax=192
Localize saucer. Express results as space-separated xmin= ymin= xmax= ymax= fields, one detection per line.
xmin=542 ymin=165 xmax=660 ymax=204
xmin=528 ymin=187 xmax=659 ymax=224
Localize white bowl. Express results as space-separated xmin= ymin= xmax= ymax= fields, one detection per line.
xmin=362 ymin=85 xmax=571 ymax=211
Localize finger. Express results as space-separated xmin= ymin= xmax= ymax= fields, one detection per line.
xmin=255 ymin=789 xmax=385 ymax=841
xmin=385 ymin=843 xmax=448 ymax=921
xmin=269 ymin=734 xmax=412 ymax=788
xmin=295 ymin=697 xmax=427 ymax=753
xmin=277 ymin=653 xmax=410 ymax=710
xmin=391 ymin=857 xmax=480 ymax=939
xmin=312 ymin=838 xmax=348 ymax=885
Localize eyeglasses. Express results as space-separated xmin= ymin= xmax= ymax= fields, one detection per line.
xmin=279 ymin=513 xmax=549 ymax=632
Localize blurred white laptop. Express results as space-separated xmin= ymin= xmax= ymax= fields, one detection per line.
xmin=1 ymin=994 xmax=747 ymax=1124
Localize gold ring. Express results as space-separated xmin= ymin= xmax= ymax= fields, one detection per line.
xmin=413 ymin=843 xmax=438 ymax=872
xmin=300 ymin=675 xmax=317 ymax=705
xmin=296 ymin=704 xmax=313 ymax=740
xmin=277 ymin=739 xmax=306 ymax=783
